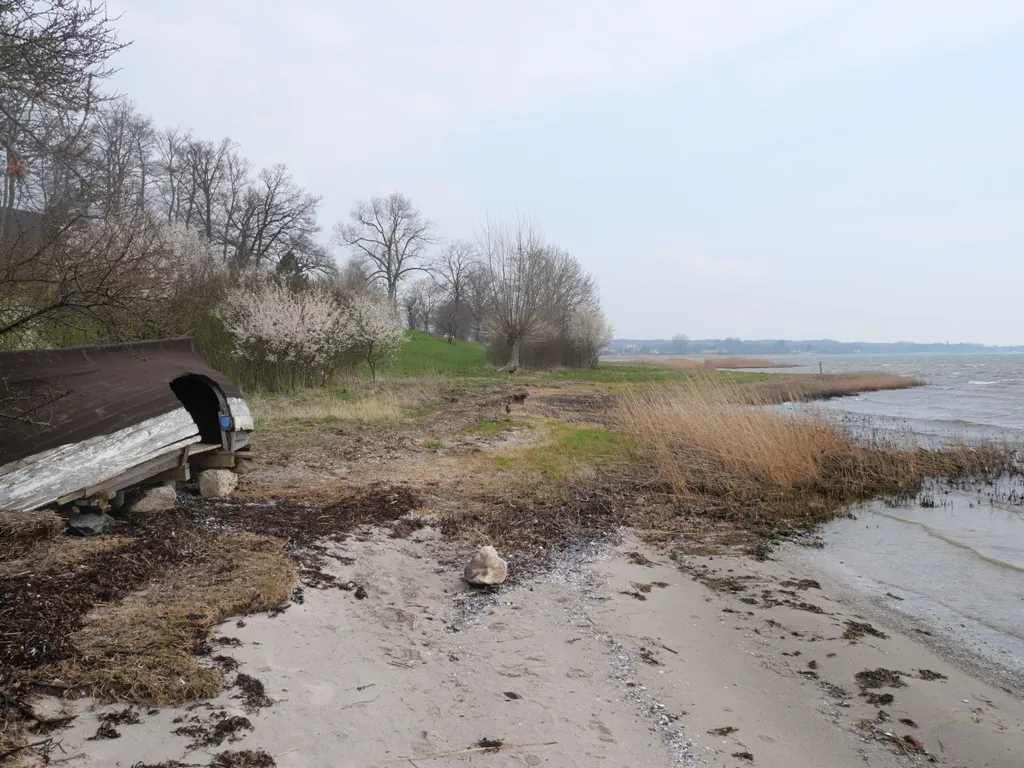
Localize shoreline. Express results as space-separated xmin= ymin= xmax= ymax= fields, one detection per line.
xmin=41 ymin=526 xmax=1024 ymax=768
xmin=781 ymin=527 xmax=1024 ymax=699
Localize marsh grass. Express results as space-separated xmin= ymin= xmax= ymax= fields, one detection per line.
xmin=620 ymin=378 xmax=1015 ymax=531
xmin=703 ymin=356 xmax=799 ymax=369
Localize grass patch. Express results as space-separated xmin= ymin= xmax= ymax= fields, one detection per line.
xmin=395 ymin=330 xmax=487 ymax=374
xmin=465 ymin=417 xmax=515 ymax=437
xmin=744 ymin=371 xmax=920 ymax=402
xmin=423 ymin=439 xmax=444 ymax=450
xmin=491 ymin=424 xmax=630 ymax=482
xmin=248 ymin=375 xmax=446 ymax=430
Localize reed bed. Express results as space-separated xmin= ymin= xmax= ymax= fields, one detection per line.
xmin=702 ymin=356 xmax=798 ymax=369
xmin=619 ymin=378 xmax=1014 ymax=529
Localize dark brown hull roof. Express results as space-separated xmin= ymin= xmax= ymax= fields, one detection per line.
xmin=0 ymin=338 xmax=244 ymax=465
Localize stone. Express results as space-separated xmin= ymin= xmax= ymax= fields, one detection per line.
xmin=67 ymin=511 xmax=115 ymax=537
xmin=464 ymin=545 xmax=508 ymax=586
xmin=198 ymin=469 xmax=238 ymax=498
xmin=233 ymin=458 xmax=256 ymax=476
xmin=128 ymin=484 xmax=177 ymax=514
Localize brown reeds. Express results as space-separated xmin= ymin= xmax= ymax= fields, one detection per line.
xmin=619 ymin=379 xmax=1015 ymax=530
xmin=747 ymin=371 xmax=921 ymax=402
xmin=702 ymin=357 xmax=798 ymax=369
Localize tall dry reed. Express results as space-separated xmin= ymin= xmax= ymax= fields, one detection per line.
xmin=619 ymin=377 xmax=1014 ymax=528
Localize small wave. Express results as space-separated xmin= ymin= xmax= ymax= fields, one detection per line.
xmin=969 ymin=381 xmax=997 ymax=386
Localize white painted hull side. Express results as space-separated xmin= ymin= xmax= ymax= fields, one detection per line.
xmin=0 ymin=408 xmax=201 ymax=512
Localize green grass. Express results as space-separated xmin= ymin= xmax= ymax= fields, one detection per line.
xmin=423 ymin=439 xmax=444 ymax=450
xmin=492 ymin=425 xmax=630 ymax=480
xmin=465 ymin=417 xmax=516 ymax=437
xmin=395 ymin=331 xmax=488 ymax=374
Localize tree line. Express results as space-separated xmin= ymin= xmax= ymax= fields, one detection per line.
xmin=0 ymin=1 xmax=612 ymax=387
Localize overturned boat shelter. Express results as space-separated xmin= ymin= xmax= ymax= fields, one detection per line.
xmin=0 ymin=338 xmax=253 ymax=512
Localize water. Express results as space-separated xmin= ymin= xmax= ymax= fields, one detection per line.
xmin=777 ymin=354 xmax=1024 ymax=443
xmin=772 ymin=354 xmax=1024 ymax=681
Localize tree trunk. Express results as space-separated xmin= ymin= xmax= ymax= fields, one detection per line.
xmin=498 ymin=338 xmax=521 ymax=373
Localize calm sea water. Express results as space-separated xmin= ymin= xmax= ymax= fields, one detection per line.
xmin=771 ymin=355 xmax=1024 ymax=680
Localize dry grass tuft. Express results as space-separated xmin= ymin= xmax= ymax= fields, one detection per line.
xmin=249 ymin=375 xmax=447 ymax=430
xmin=620 ymin=380 xmax=1015 ymax=531
xmin=58 ymin=532 xmax=294 ymax=704
xmin=0 ymin=509 xmax=64 ymax=557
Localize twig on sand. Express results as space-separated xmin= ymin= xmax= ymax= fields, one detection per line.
xmin=387 ymin=741 xmax=557 ymax=761
xmin=340 ymin=695 xmax=380 ymax=710
xmin=482 ymin=633 xmax=535 ymax=644
xmin=0 ymin=739 xmax=52 ymax=761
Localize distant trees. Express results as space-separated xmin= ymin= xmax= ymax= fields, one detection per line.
xmin=476 ymin=216 xmax=600 ymax=372
xmin=0 ymin=2 xmax=616 ymax=383
xmin=333 ymin=192 xmax=435 ymax=301
xmin=431 ymin=239 xmax=476 ymax=343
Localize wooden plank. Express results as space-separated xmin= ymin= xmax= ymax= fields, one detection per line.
xmin=190 ymin=453 xmax=236 ymax=469
xmin=2 ymin=409 xmax=201 ymax=511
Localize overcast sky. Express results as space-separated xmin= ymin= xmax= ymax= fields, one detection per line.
xmin=107 ymin=1 xmax=1024 ymax=345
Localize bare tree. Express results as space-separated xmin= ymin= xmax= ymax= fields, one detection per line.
xmin=1 ymin=1 xmax=126 ymax=232
xmin=464 ymin=263 xmax=493 ymax=342
xmin=226 ymin=164 xmax=322 ymax=274
xmin=432 ymin=239 xmax=476 ymax=343
xmin=333 ymin=192 xmax=435 ymax=301
xmin=478 ymin=215 xmax=553 ymax=372
xmin=85 ymin=98 xmax=155 ymax=217
xmin=671 ymin=332 xmax=689 ymax=354
xmin=184 ymin=136 xmax=234 ymax=242
xmin=401 ymin=284 xmax=422 ymax=330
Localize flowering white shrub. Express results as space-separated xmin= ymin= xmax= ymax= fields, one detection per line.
xmin=568 ymin=308 xmax=613 ymax=368
xmin=219 ymin=280 xmax=350 ymax=383
xmin=343 ymin=293 xmax=405 ymax=380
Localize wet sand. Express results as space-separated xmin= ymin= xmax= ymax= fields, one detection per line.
xmin=42 ymin=528 xmax=1024 ymax=767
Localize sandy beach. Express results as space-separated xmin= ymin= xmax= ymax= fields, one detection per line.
xmin=37 ymin=523 xmax=1024 ymax=768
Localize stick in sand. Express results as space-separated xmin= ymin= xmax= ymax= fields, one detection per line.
xmin=388 ymin=741 xmax=557 ymax=762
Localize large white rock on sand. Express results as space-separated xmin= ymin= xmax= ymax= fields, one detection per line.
xmin=464 ymin=545 xmax=508 ymax=585
xmin=129 ymin=484 xmax=177 ymax=513
xmin=198 ymin=469 xmax=238 ymax=498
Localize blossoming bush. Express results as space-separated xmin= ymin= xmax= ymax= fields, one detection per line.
xmin=219 ymin=281 xmax=405 ymax=388
xmin=220 ymin=279 xmax=350 ymax=389
xmin=343 ymin=293 xmax=406 ymax=381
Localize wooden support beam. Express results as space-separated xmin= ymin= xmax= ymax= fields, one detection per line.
xmin=189 ymin=453 xmax=236 ymax=469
